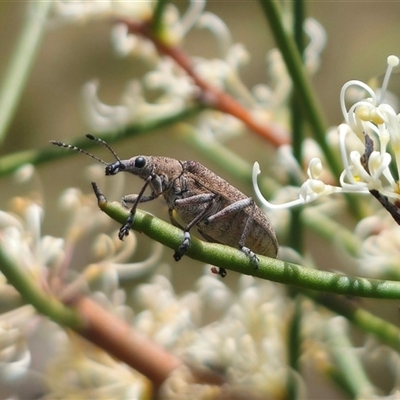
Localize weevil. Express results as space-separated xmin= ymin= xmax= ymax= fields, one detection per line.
xmin=51 ymin=135 xmax=278 ymax=276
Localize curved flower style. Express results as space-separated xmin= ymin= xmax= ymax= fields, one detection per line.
xmin=254 ymin=55 xmax=400 ymax=209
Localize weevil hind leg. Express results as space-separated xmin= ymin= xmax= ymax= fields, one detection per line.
xmin=238 ymin=201 xmax=260 ymax=268
xmin=205 ymin=197 xmax=260 ymax=268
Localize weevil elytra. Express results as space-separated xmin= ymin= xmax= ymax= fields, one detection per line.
xmin=51 ymin=135 xmax=278 ymax=276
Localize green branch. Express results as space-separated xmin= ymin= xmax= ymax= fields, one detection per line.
xmin=151 ymin=0 xmax=168 ymax=38
xmin=311 ymin=291 xmax=400 ymax=352
xmin=94 ymin=184 xmax=400 ymax=299
xmin=0 ymin=2 xmax=52 ymax=144
xmin=0 ymin=239 xmax=83 ymax=329
xmin=258 ymin=0 xmax=364 ymax=220
xmin=258 ymin=0 xmax=337 ymax=176
xmin=0 ymin=105 xmax=203 ymax=177
xmin=326 ymin=319 xmax=376 ymax=397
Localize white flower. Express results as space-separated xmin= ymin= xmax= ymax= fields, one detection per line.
xmin=135 ymin=272 xmax=295 ymax=398
xmin=354 ymin=213 xmax=400 ymax=278
xmin=339 ymin=56 xmax=400 ymax=199
xmin=52 ymin=0 xmax=154 ymax=24
xmin=254 ymin=55 xmax=400 ymax=209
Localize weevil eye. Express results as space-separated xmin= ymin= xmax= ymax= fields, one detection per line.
xmin=135 ymin=157 xmax=146 ymax=168
xmin=105 ymin=161 xmax=125 ymax=175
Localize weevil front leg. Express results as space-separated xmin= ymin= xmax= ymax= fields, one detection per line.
xmin=119 ymin=176 xmax=159 ymax=240
xmin=173 ymin=193 xmax=216 ymax=261
xmin=206 ymin=197 xmax=259 ymax=268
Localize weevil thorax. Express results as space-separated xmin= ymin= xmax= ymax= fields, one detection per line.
xmin=105 ymin=155 xmax=183 ymax=190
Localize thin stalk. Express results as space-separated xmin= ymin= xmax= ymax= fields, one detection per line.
xmin=313 ymin=291 xmax=400 ymax=353
xmin=94 ymin=184 xmax=400 ymax=300
xmin=151 ymin=0 xmax=168 ymax=38
xmin=0 ymin=105 xmax=203 ymax=177
xmin=258 ymin=0 xmax=364 ymax=220
xmin=258 ymin=0 xmax=338 ymax=176
xmin=302 ymin=207 xmax=362 ymax=257
xmin=287 ymin=298 xmax=302 ymax=400
xmin=0 ymin=238 xmax=83 ymax=329
xmin=176 ymin=123 xmax=279 ymax=197
xmin=0 ymin=1 xmax=53 ymax=144
xmin=326 ymin=318 xmax=376 ymax=398
xmin=289 ymin=0 xmax=306 ymax=254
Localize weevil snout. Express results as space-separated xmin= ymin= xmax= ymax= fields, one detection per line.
xmin=105 ymin=161 xmax=125 ymax=175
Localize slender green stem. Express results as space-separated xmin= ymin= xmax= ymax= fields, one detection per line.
xmin=302 ymin=207 xmax=362 ymax=257
xmin=176 ymin=123 xmax=278 ymax=196
xmin=0 ymin=1 xmax=53 ymax=144
xmin=326 ymin=318 xmax=376 ymax=398
xmin=291 ymin=0 xmax=305 ymax=165
xmin=259 ymin=0 xmax=365 ymax=220
xmin=258 ymin=0 xmax=338 ymax=176
xmin=0 ymin=239 xmax=83 ymax=329
xmin=151 ymin=0 xmax=168 ymax=38
xmin=287 ymin=297 xmax=302 ymax=400
xmin=0 ymin=105 xmax=203 ymax=177
xmin=289 ymin=0 xmax=305 ymax=254
xmin=95 ymin=188 xmax=400 ymax=299
xmin=311 ymin=291 xmax=400 ymax=353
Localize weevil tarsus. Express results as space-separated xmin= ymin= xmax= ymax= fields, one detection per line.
xmin=119 ymin=174 xmax=155 ymax=240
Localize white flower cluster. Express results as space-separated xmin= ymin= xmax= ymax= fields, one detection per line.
xmin=0 ymin=166 xmax=163 ymax=397
xmin=52 ymin=0 xmax=326 ymax=142
xmin=254 ymin=55 xmax=400 ymax=209
xmin=136 ymin=272 xmax=296 ymax=398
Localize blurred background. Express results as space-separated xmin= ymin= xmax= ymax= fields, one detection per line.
xmin=1 ymin=1 xmax=400 ymax=398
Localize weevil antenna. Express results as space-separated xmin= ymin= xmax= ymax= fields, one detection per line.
xmin=50 ymin=140 xmax=108 ymax=166
xmin=85 ymin=134 xmax=121 ymax=162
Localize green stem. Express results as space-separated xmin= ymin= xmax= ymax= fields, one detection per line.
xmin=0 ymin=239 xmax=83 ymax=329
xmin=287 ymin=297 xmax=302 ymax=400
xmin=302 ymin=207 xmax=362 ymax=257
xmin=95 ymin=189 xmax=400 ymax=299
xmin=176 ymin=123 xmax=278 ymax=197
xmin=313 ymin=291 xmax=400 ymax=353
xmin=0 ymin=105 xmax=203 ymax=177
xmin=258 ymin=0 xmax=338 ymax=176
xmin=0 ymin=1 xmax=53 ymax=144
xmin=289 ymin=0 xmax=305 ymax=255
xmin=326 ymin=318 xmax=376 ymax=398
xmin=151 ymin=0 xmax=168 ymax=38
xmin=259 ymin=0 xmax=365 ymax=220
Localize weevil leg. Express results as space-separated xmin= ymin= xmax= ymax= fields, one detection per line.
xmin=173 ymin=194 xmax=216 ymax=261
xmin=205 ymin=197 xmax=253 ymax=222
xmin=174 ymin=193 xmax=216 ymax=206
xmin=119 ymin=176 xmax=155 ymax=240
xmin=206 ymin=197 xmax=259 ymax=268
xmin=238 ymin=202 xmax=259 ymax=268
xmin=122 ymin=193 xmax=158 ymax=208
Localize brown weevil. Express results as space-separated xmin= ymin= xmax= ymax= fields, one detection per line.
xmin=51 ymin=135 xmax=278 ymax=276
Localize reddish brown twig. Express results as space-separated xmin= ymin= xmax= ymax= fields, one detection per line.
xmin=72 ymin=296 xmax=181 ymax=390
xmin=118 ymin=18 xmax=290 ymax=147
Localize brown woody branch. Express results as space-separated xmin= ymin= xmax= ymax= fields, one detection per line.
xmin=117 ymin=18 xmax=290 ymax=147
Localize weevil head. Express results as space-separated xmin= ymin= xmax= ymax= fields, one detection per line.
xmin=105 ymin=156 xmax=155 ymax=179
xmin=105 ymin=160 xmax=126 ymax=175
